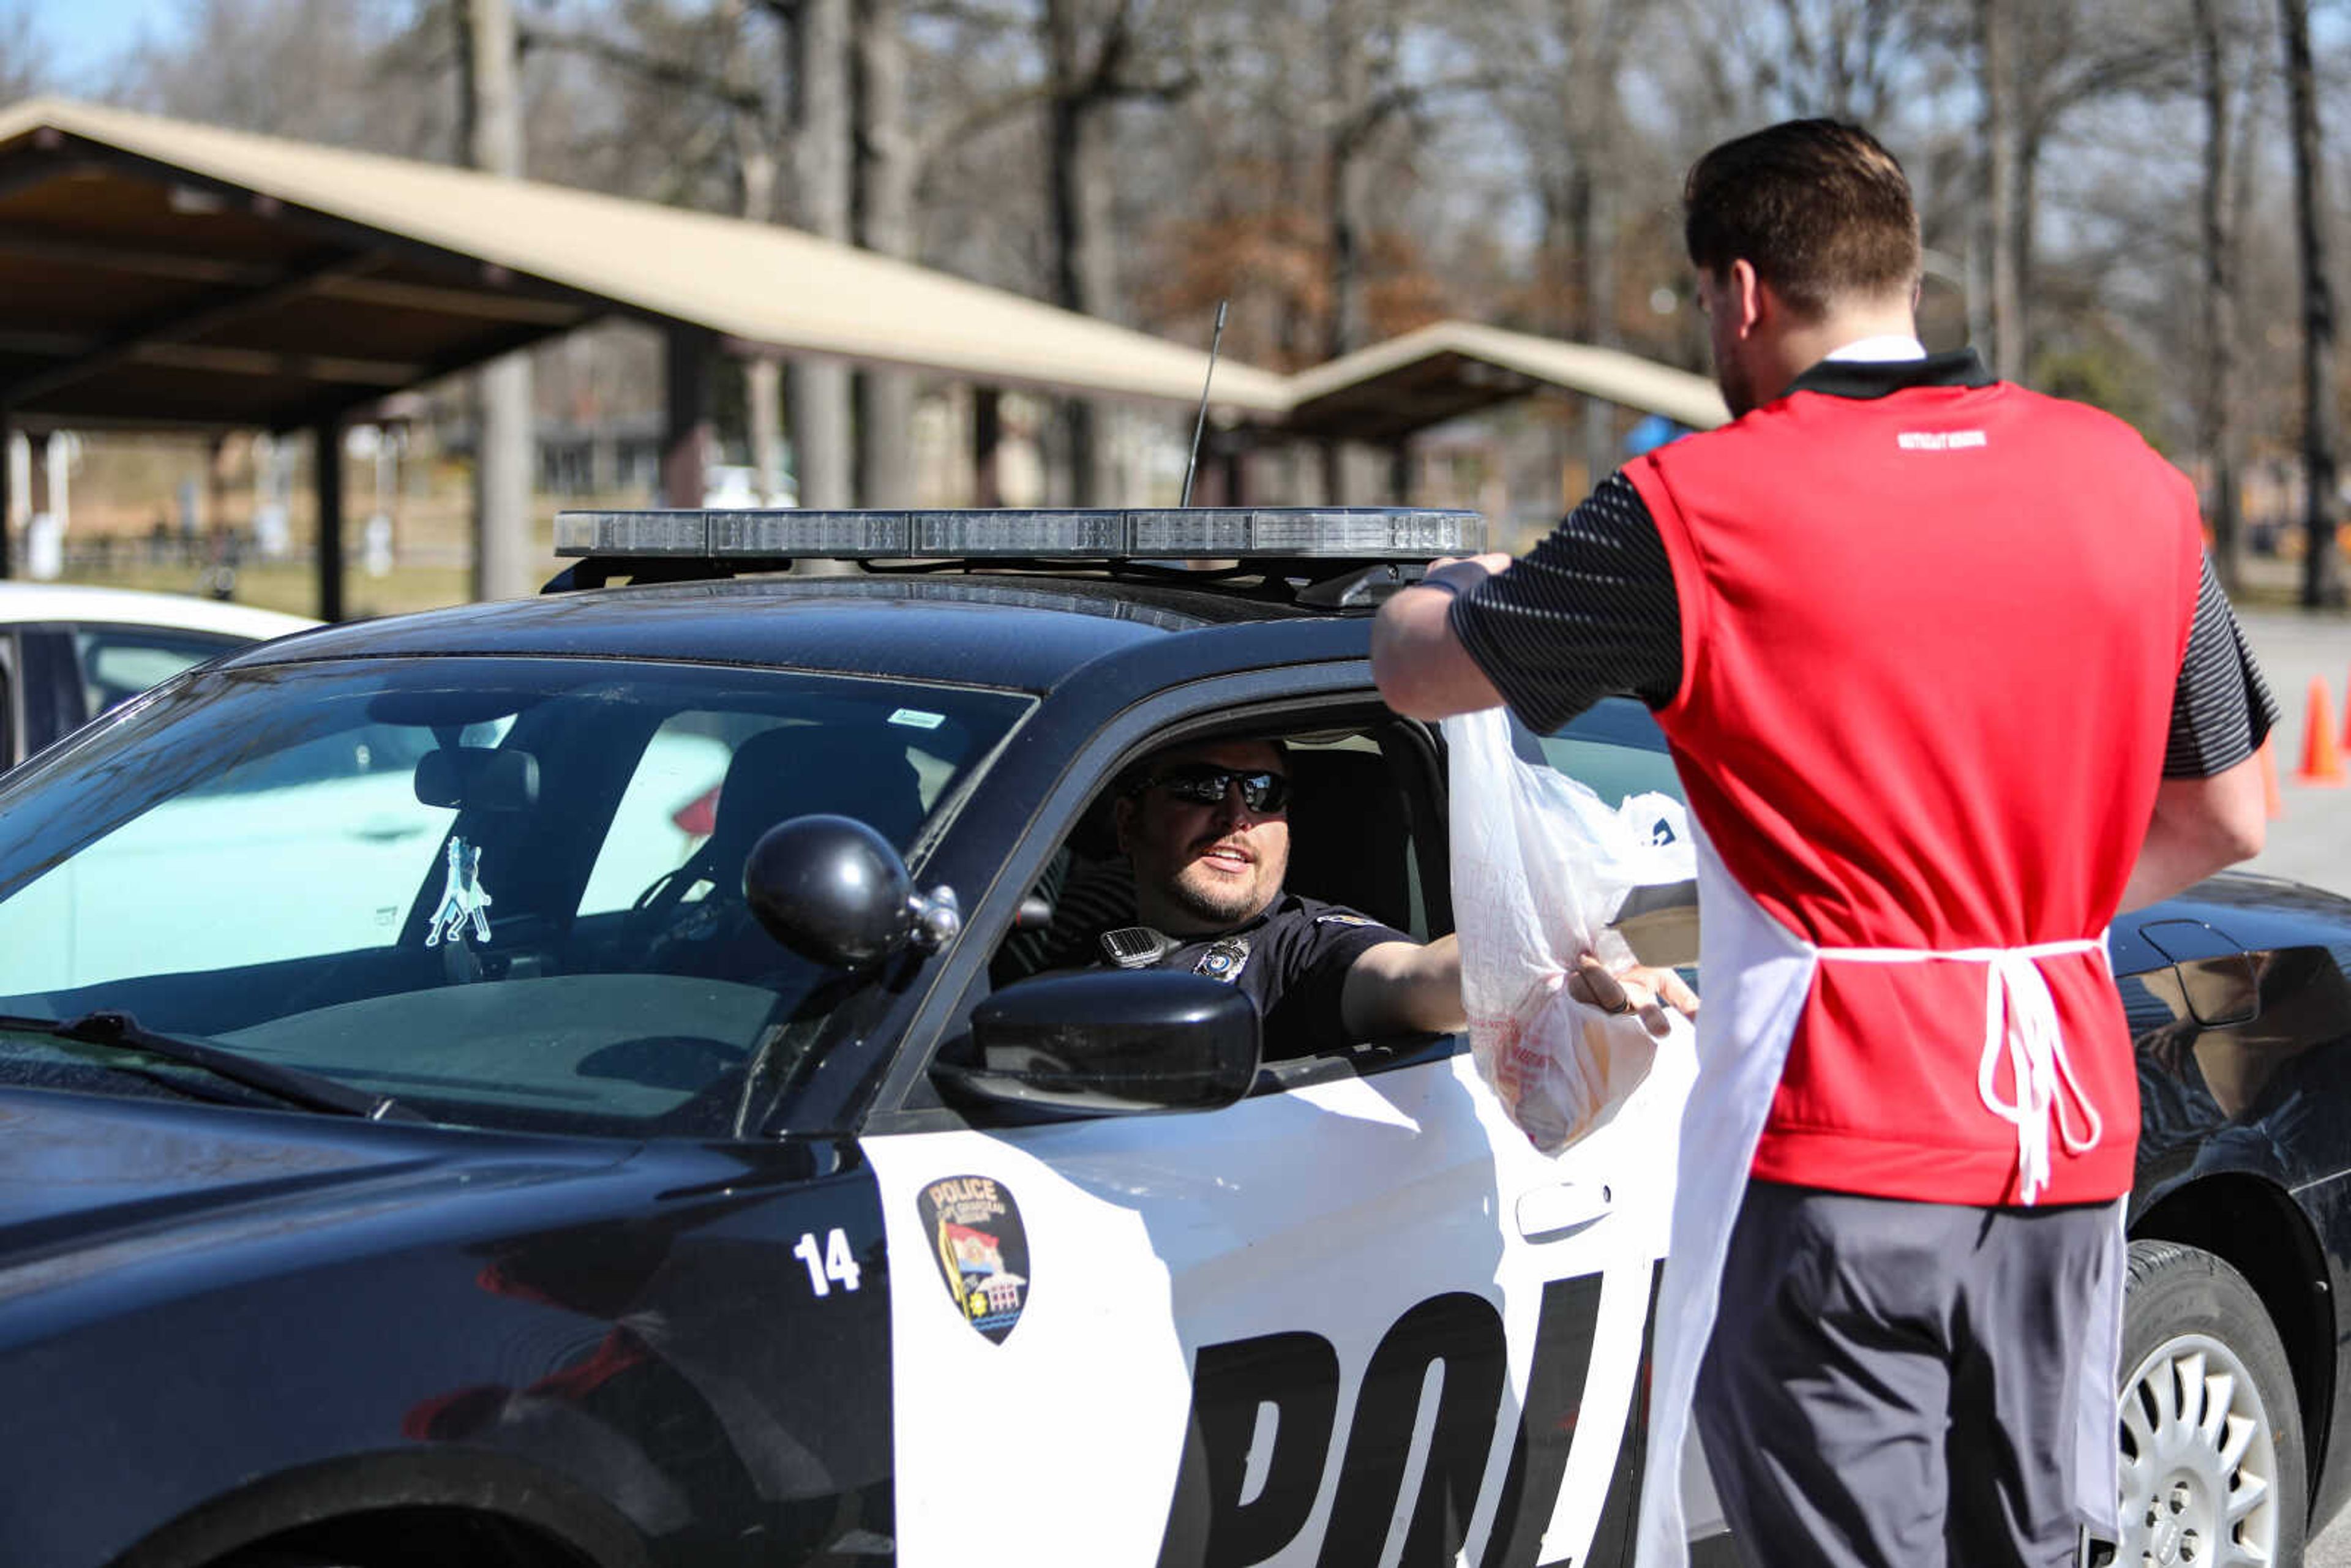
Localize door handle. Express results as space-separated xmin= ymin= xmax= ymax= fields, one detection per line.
xmin=1516 ymin=1180 xmax=1614 ymax=1242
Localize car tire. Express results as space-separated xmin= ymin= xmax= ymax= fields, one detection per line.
xmin=2118 ymin=1239 xmax=2307 ymax=1568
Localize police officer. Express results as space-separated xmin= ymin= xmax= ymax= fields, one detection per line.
xmin=1104 ymin=736 xmax=1693 ymax=1049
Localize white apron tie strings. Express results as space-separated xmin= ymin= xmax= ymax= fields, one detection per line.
xmin=1815 ymin=938 xmax=2109 ymax=1204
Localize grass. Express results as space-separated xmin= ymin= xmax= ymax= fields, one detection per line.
xmin=51 ymin=559 xmax=499 ymax=622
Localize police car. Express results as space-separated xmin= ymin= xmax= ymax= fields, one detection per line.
xmin=0 ymin=508 xmax=2341 ymax=1568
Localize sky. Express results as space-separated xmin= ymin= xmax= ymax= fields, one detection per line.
xmin=32 ymin=0 xmax=182 ymax=91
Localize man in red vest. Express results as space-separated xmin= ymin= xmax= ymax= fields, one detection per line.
xmin=1372 ymin=119 xmax=2276 ymax=1567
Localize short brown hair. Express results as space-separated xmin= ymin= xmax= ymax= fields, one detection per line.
xmin=1682 ymin=119 xmax=1920 ymax=319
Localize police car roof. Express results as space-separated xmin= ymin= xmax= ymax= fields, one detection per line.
xmin=218 ymin=572 xmax=1354 ymax=694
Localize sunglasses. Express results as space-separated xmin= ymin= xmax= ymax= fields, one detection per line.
xmin=1139 ymin=763 xmax=1292 ymax=814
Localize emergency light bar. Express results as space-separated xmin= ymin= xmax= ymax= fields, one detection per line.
xmin=552 ymin=507 xmax=1484 ymax=561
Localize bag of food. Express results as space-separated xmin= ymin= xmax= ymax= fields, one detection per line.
xmin=1442 ymin=707 xmax=1695 ymax=1153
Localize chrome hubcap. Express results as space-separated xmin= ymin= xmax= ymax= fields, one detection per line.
xmin=2118 ymin=1332 xmax=2279 ymax=1567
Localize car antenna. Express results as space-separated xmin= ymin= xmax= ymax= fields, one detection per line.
xmin=1179 ymin=299 xmax=1229 ymax=508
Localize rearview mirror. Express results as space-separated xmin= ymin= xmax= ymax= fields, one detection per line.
xmin=414 ymin=747 xmax=539 ymax=812
xmin=933 ymin=970 xmax=1261 ymax=1116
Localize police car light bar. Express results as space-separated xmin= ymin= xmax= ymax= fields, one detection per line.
xmin=552 ymin=507 xmax=1485 ymax=561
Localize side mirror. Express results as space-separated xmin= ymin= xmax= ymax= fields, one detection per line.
xmin=933 ymin=970 xmax=1262 ymax=1117
xmin=744 ymin=814 xmax=959 ymax=969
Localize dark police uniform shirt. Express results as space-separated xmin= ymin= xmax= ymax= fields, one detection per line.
xmin=1120 ymin=893 xmax=1412 ymax=1056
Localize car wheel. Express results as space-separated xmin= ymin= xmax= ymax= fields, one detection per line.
xmin=2118 ymin=1240 xmax=2306 ymax=1568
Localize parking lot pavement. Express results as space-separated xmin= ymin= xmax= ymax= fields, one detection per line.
xmin=2234 ymin=608 xmax=2351 ymax=899
xmin=2320 ymin=1507 xmax=2351 ymax=1566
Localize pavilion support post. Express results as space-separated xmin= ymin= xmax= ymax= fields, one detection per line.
xmin=315 ymin=418 xmax=345 ymax=623
xmin=473 ymin=351 xmax=536 ymax=602
xmin=972 ymin=388 xmax=1002 ymax=506
xmin=1320 ymin=439 xmax=1342 ymax=505
xmin=1223 ymin=445 xmax=1248 ymax=506
xmin=662 ymin=324 xmax=716 ymax=508
xmin=1388 ymin=441 xmax=1412 ymax=505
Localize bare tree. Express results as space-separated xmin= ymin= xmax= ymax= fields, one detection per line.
xmin=1663 ymin=0 xmax=1929 ymax=136
xmin=2193 ymin=0 xmax=2244 ymax=591
xmin=856 ymin=0 xmax=917 ymax=505
xmin=457 ymin=0 xmax=538 ymax=601
xmin=1976 ymin=0 xmax=2024 ymax=380
xmin=1468 ymin=0 xmax=1641 ymax=489
xmin=2005 ymin=2 xmax=2187 ymax=368
xmin=0 ymin=1 xmax=48 ymax=103
xmin=788 ymin=0 xmax=857 ymax=508
xmin=729 ymin=8 xmax=791 ymax=509
xmin=2279 ymin=0 xmax=2343 ymax=606
xmin=114 ymin=0 xmax=446 ymax=154
xmin=1029 ymin=0 xmax=1196 ymax=501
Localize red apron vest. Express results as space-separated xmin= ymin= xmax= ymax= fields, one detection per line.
xmin=1623 ymin=375 xmax=2203 ymax=1206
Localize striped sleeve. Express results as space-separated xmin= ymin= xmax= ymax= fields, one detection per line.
xmin=2164 ymin=553 xmax=2279 ymax=778
xmin=1445 ymin=471 xmax=1684 ymax=733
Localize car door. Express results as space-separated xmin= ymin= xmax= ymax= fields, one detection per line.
xmin=0 ymin=628 xmax=18 ymax=769
xmin=12 ymin=622 xmax=246 ymax=759
xmin=858 ymin=688 xmax=1687 ymax=1568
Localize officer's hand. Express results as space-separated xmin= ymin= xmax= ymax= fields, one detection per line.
xmin=1567 ymin=955 xmax=1699 ymax=1039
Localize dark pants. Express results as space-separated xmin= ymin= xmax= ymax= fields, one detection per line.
xmin=1693 ymin=1179 xmax=2121 ymax=1568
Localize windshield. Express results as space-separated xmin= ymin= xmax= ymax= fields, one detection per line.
xmin=0 ymin=657 xmax=1030 ymax=1137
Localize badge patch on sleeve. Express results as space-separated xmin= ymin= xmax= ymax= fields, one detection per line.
xmin=917 ymin=1175 xmax=1031 ymax=1343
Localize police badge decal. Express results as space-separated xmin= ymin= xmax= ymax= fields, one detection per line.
xmin=917 ymin=1175 xmax=1032 ymax=1344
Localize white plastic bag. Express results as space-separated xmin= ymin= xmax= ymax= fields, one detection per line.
xmin=1442 ymin=707 xmax=1696 ymax=1154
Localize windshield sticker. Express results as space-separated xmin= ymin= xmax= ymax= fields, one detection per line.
xmin=918 ymin=1175 xmax=1030 ymax=1344
xmin=888 ymin=708 xmax=946 ymax=730
xmin=424 ymin=838 xmax=495 ymax=948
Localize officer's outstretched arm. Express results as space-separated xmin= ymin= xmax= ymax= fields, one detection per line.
xmin=1340 ymin=940 xmax=1698 ymax=1041
xmin=1341 ymin=935 xmax=1464 ymax=1038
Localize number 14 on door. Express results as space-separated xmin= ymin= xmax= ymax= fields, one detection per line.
xmin=794 ymin=1228 xmax=863 ymax=1296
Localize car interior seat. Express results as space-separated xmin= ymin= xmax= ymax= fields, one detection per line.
xmin=641 ymin=724 xmax=928 ymax=972
xmin=1283 ymin=746 xmax=1420 ymax=936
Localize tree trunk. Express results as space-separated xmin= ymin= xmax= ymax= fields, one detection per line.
xmin=2012 ymin=117 xmax=2041 ymax=373
xmin=2281 ymin=0 xmax=2344 ymax=606
xmin=457 ymin=0 xmax=536 ymax=601
xmin=1318 ymin=0 xmax=1373 ymax=504
xmin=737 ymin=121 xmax=787 ymax=506
xmin=2195 ymin=0 xmax=2242 ymax=593
xmin=1978 ymin=0 xmax=2025 ymax=381
xmin=854 ymin=0 xmax=915 ymax=507
xmin=1037 ymin=0 xmax=1123 ymax=508
xmin=791 ymin=0 xmax=855 ymax=509
xmin=1322 ymin=0 xmax=1371 ymax=365
xmin=1047 ymin=91 xmax=1098 ymax=505
xmin=1565 ymin=1 xmax=1621 ymax=488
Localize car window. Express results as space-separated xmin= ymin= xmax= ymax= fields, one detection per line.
xmin=0 ymin=656 xmax=1031 ymax=1138
xmin=1527 ymin=696 xmax=1684 ymax=809
xmin=72 ymin=625 xmax=244 ymax=719
xmin=986 ymin=718 xmax=1437 ymax=1044
xmin=577 ymin=708 xmax=972 ymax=918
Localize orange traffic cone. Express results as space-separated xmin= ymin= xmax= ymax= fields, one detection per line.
xmin=2295 ymin=676 xmax=2349 ymax=786
xmin=2260 ymin=735 xmax=2285 ymax=819
xmin=2342 ymin=666 xmax=2351 ymax=755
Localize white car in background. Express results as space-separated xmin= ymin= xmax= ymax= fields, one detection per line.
xmin=0 ymin=582 xmax=315 ymax=768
